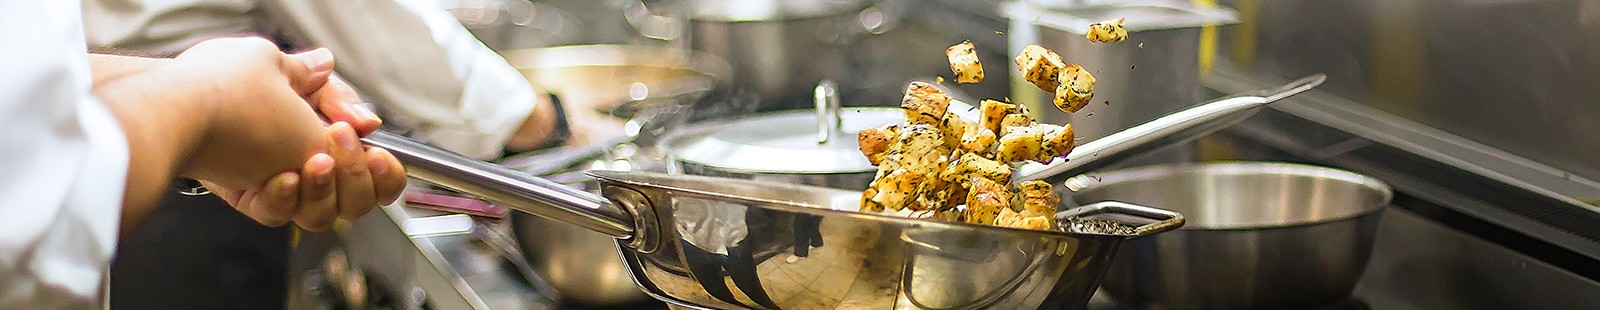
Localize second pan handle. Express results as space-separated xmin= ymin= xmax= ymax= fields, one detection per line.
xmin=1015 ymin=74 xmax=1325 ymax=183
xmin=362 ymin=131 xmax=637 ymax=239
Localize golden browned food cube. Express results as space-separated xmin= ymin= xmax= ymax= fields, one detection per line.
xmin=999 ymin=114 xmax=1036 ymax=136
xmin=1053 ymin=64 xmax=1096 ymax=113
xmin=861 ymin=187 xmax=884 ymax=212
xmin=947 ymin=40 xmax=984 ymax=84
xmin=1014 ymin=45 xmax=1067 ymax=92
xmin=890 ymin=124 xmax=949 ymax=170
xmin=959 ymin=126 xmax=997 ymax=155
xmin=940 ymin=152 xmax=1012 ymax=187
xmin=1086 ymin=18 xmax=1128 ymax=43
xmin=995 ymin=127 xmax=1046 ymax=163
xmin=858 ymin=124 xmax=898 ymax=166
xmin=936 ymin=112 xmax=969 ymax=149
xmin=979 ymin=99 xmax=1018 ymax=134
xmin=1040 ymin=123 xmax=1076 ymax=160
xmin=964 ymin=176 xmax=1013 ymax=225
xmin=1016 ymin=180 xmax=1061 ymax=217
xmin=869 ymin=169 xmax=923 ymax=210
xmin=995 ymin=208 xmax=1051 ymax=229
xmin=901 ymin=82 xmax=951 ymax=124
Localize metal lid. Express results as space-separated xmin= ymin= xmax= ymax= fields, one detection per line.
xmin=663 ymin=81 xmax=900 ymax=174
xmin=1004 ymin=0 xmax=1240 ymax=33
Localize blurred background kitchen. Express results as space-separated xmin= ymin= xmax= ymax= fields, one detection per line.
xmin=97 ymin=0 xmax=1600 ymax=309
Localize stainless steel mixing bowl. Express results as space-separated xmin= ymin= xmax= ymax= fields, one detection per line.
xmin=1065 ymin=162 xmax=1393 ymax=309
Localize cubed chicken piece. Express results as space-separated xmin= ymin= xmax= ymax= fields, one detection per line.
xmin=1040 ymin=123 xmax=1076 ymax=160
xmin=1014 ymin=45 xmax=1067 ymax=92
xmin=858 ymin=124 xmax=899 ymax=166
xmin=1086 ymin=18 xmax=1128 ymax=43
xmin=889 ymin=124 xmax=949 ymax=169
xmin=860 ymin=187 xmax=885 ymax=212
xmin=869 ymin=169 xmax=923 ymax=211
xmin=964 ymin=176 xmax=1013 ymax=225
xmin=999 ymin=114 xmax=1036 ymax=136
xmin=959 ymin=126 xmax=997 ymax=155
xmin=979 ymin=99 xmax=1018 ymax=134
xmin=995 ymin=208 xmax=1051 ymax=230
xmin=946 ymin=40 xmax=984 ymax=83
xmin=936 ymin=112 xmax=969 ymax=149
xmin=1015 ymin=180 xmax=1061 ymax=217
xmin=996 ymin=126 xmax=1047 ymax=163
xmin=1053 ymin=65 xmax=1096 ymax=113
xmin=901 ymin=82 xmax=951 ymax=124
xmin=940 ymin=152 xmax=1012 ymax=187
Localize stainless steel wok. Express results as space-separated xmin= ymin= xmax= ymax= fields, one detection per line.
xmin=360 ymin=74 xmax=1325 ymax=309
xmin=364 ymin=130 xmax=1180 ymax=309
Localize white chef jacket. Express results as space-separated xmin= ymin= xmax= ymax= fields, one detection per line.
xmin=83 ymin=0 xmax=538 ymax=159
xmin=0 ymin=1 xmax=131 ymax=308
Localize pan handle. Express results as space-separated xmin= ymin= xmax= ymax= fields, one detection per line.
xmin=1015 ymin=74 xmax=1326 ymax=183
xmin=1056 ymin=201 xmax=1185 ymax=237
xmin=362 ymin=131 xmax=637 ymax=239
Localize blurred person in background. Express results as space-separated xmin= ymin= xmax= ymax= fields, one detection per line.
xmin=2 ymin=1 xmax=407 ymax=307
xmin=82 ymin=0 xmax=624 ymax=307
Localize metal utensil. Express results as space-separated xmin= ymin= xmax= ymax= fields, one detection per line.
xmin=361 ymin=130 xmax=1183 ymax=309
xmin=1015 ymin=73 xmax=1326 ymax=183
xmin=1066 ymin=162 xmax=1393 ymax=309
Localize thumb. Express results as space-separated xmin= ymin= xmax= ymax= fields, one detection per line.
xmin=283 ymin=48 xmax=335 ymax=96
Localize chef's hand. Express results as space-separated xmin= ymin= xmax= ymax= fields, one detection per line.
xmin=504 ymin=92 xmax=628 ymax=152
xmin=169 ymin=37 xmax=404 ymax=230
xmin=562 ymin=109 xmax=628 ymax=148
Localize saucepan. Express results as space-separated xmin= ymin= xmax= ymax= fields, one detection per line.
xmin=361 ymin=75 xmax=1324 ymax=309
xmin=1066 ymin=162 xmax=1393 ymax=309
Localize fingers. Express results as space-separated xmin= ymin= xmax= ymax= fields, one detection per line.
xmin=295 ymin=153 xmax=338 ymax=230
xmin=247 ymin=172 xmax=302 ymax=227
xmin=307 ymin=75 xmax=382 ymax=134
xmin=283 ymin=48 xmax=335 ymax=97
xmin=329 ymin=122 xmax=377 ymax=220
xmin=366 ymin=147 xmax=407 ymax=205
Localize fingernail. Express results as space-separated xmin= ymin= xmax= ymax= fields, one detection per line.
xmin=309 ymin=153 xmax=334 ymax=185
xmin=368 ymin=148 xmax=391 ymax=175
xmin=279 ymin=173 xmax=300 ymax=189
xmin=332 ymin=122 xmax=358 ymax=150
xmin=352 ymin=104 xmax=379 ymax=122
xmin=298 ymin=48 xmax=334 ymax=71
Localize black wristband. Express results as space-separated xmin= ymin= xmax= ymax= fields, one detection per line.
xmin=536 ymin=92 xmax=571 ymax=150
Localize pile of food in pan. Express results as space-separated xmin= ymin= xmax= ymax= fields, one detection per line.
xmin=856 ymin=19 xmax=1129 ymax=230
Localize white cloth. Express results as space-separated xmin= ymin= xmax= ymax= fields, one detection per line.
xmin=84 ymin=0 xmax=539 ymax=159
xmin=0 ymin=1 xmax=131 ymax=308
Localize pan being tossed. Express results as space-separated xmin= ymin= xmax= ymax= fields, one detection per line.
xmin=362 ymin=75 xmax=1324 ymax=309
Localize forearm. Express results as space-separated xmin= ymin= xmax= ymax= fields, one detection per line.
xmin=88 ymin=53 xmax=168 ymax=86
xmin=91 ymin=64 xmax=214 ymax=233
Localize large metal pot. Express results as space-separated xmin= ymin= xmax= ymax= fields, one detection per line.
xmin=627 ymin=0 xmax=884 ymax=109
xmin=1004 ymin=0 xmax=1239 ymax=166
xmin=1065 ymin=162 xmax=1393 ymax=309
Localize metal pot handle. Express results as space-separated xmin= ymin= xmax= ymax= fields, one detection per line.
xmin=1056 ymin=201 xmax=1185 ymax=237
xmin=815 ymin=80 xmax=843 ymax=144
xmin=1015 ymin=74 xmax=1326 ymax=183
xmin=361 ymin=131 xmax=639 ymax=240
